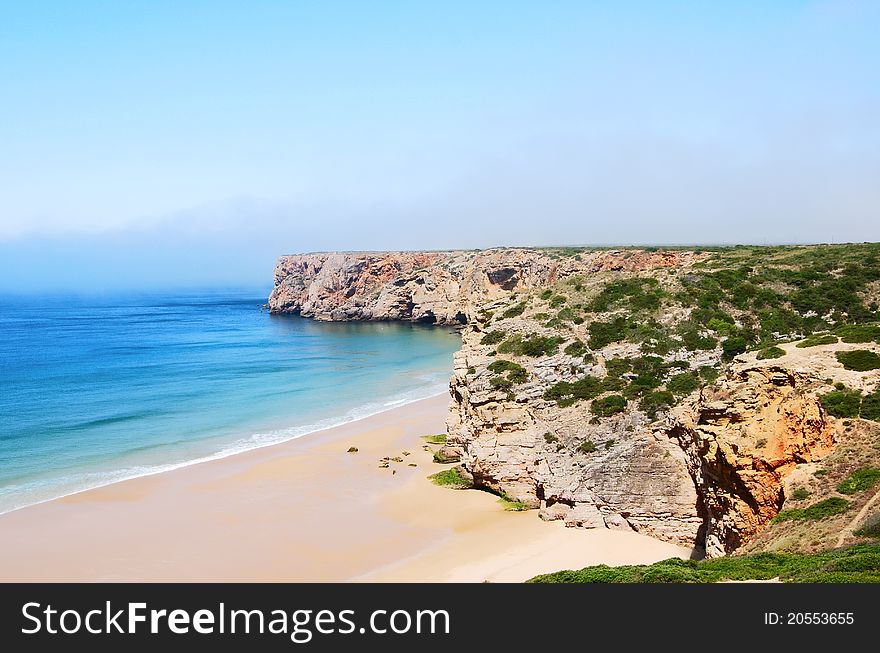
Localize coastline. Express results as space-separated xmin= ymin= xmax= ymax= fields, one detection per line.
xmin=0 ymin=394 xmax=690 ymax=582
xmin=0 ymin=380 xmax=452 ymax=517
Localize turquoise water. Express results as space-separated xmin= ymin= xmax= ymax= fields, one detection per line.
xmin=0 ymin=290 xmax=460 ymax=514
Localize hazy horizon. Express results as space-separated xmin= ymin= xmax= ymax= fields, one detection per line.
xmin=2 ymin=1 xmax=878 ymax=291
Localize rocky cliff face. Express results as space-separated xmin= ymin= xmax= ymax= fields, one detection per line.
xmin=269 ymin=246 xmax=880 ymax=556
xmin=268 ymin=249 xmax=694 ymax=324
xmin=447 ymin=327 xmax=705 ymax=546
xmin=667 ymin=365 xmax=836 ymax=556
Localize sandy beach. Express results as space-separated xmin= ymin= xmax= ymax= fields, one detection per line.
xmin=0 ymin=394 xmax=690 ymax=582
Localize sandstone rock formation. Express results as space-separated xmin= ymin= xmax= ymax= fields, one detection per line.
xmin=667 ymin=364 xmax=836 ymax=556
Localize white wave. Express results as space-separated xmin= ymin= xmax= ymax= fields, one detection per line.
xmin=0 ymin=380 xmax=450 ymax=515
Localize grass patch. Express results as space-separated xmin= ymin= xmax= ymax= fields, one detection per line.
xmin=836 ymin=468 xmax=880 ymax=495
xmin=498 ymin=492 xmax=528 ymax=511
xmin=773 ymin=497 xmax=850 ymax=522
xmin=428 ymin=468 xmax=472 ymax=489
xmin=527 ymin=543 xmax=880 ymax=583
xmin=837 ymin=349 xmax=880 ymax=372
xmin=796 ymin=333 xmax=839 ymax=348
xmin=756 ymin=346 xmax=786 ymax=360
xmin=421 ymin=434 xmax=447 ymax=445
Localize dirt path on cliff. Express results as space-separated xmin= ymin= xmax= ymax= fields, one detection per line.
xmin=836 ymin=487 xmax=880 ymax=548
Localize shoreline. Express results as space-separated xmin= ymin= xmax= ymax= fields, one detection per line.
xmin=0 ymin=394 xmax=691 ymax=582
xmin=0 ymin=382 xmax=451 ymax=517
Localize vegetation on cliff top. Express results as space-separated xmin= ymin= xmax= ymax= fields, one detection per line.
xmin=527 ymin=542 xmax=880 ymax=583
xmin=836 ymin=349 xmax=880 ymax=372
xmin=820 ymin=386 xmax=880 ymax=421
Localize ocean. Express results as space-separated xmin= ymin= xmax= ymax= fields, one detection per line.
xmin=0 ymin=290 xmax=460 ymax=514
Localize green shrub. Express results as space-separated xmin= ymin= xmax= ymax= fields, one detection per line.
xmin=498 ymin=333 xmax=563 ymax=357
xmin=796 ymin=334 xmax=839 ymax=348
xmin=860 ymin=389 xmax=880 ymax=421
xmin=756 ymin=346 xmax=786 ymax=360
xmin=489 ymin=376 xmax=513 ymax=391
xmin=480 ymin=330 xmax=506 ymax=345
xmin=605 ymin=358 xmax=633 ymax=378
xmin=591 ymin=394 xmax=627 ymax=417
xmin=667 ymin=372 xmax=700 ymax=396
xmin=578 ymin=440 xmax=597 ymax=454
xmin=773 ymin=497 xmax=850 ymax=522
xmin=820 ymin=389 xmax=862 ymax=418
xmin=721 ymin=336 xmax=748 ymax=359
xmin=588 ymin=278 xmax=662 ymax=313
xmin=488 ymin=359 xmax=521 ymax=374
xmin=639 ymin=390 xmax=675 ymax=419
xmin=429 ymin=468 xmax=472 ymax=488
xmin=549 ymin=295 xmax=567 ymax=308
xmin=588 ymin=317 xmax=629 ymax=349
xmin=791 ymin=487 xmax=811 ymax=501
xmin=544 ymin=376 xmax=603 ymax=406
xmin=488 ymin=359 xmax=529 ymax=388
xmin=837 ymin=468 xmax=880 ymax=495
xmin=678 ymin=324 xmax=718 ymax=351
xmin=543 ymin=432 xmax=559 ymax=444
xmin=500 ymin=302 xmax=527 ymax=319
xmin=834 ymin=324 xmax=880 ymax=344
xmin=707 ymin=317 xmax=738 ymax=336
xmin=539 ymin=289 xmax=554 ymax=300
xmin=556 ymin=307 xmax=577 ymax=322
xmin=697 ymin=365 xmax=720 ymax=383
xmin=837 ymin=350 xmax=880 ymax=371
xmin=564 ymin=340 xmax=587 ymax=357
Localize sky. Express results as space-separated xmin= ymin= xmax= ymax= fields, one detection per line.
xmin=1 ymin=1 xmax=878 ymax=291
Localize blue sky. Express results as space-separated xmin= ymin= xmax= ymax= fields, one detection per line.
xmin=1 ymin=1 xmax=878 ymax=290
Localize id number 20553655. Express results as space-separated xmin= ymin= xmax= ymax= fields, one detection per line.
xmin=764 ymin=612 xmax=853 ymax=625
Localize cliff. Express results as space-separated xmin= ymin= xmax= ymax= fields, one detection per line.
xmin=268 ymin=249 xmax=694 ymax=324
xmin=270 ymin=245 xmax=880 ymax=556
